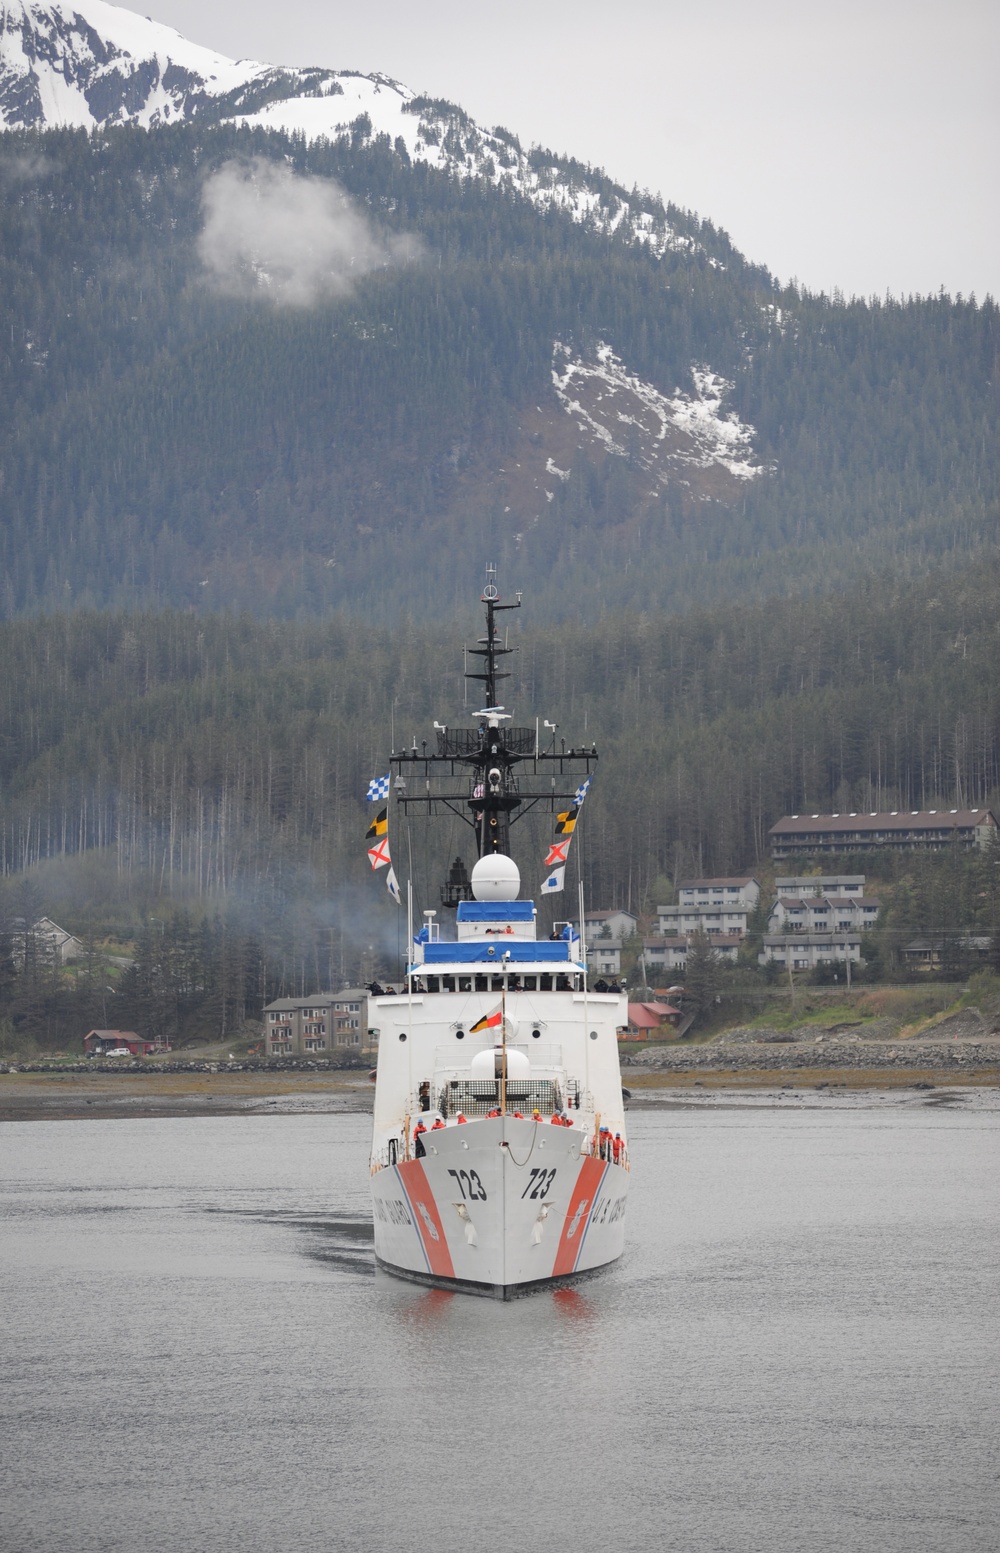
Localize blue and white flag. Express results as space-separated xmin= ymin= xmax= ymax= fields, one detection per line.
xmin=386 ymin=866 xmax=401 ymax=905
xmin=366 ymin=773 xmax=390 ymax=802
xmin=574 ymin=775 xmax=593 ymax=806
xmin=541 ymin=865 xmax=566 ymax=894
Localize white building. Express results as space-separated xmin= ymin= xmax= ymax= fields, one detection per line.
xmin=657 ymin=878 xmax=760 ymax=941
xmin=759 ymin=934 xmax=862 ymax=970
xmin=644 ymin=934 xmax=741 ymax=972
xmin=587 ymin=942 xmax=622 ymax=977
xmin=676 ymin=877 xmax=761 ymax=909
xmin=767 ymin=895 xmax=880 ymax=933
xmin=583 ymin=909 xmax=637 ymax=944
xmin=10 ymin=916 xmax=85 ymax=967
xmin=657 ymin=903 xmax=751 ymax=937
xmin=774 ymin=875 xmax=866 ymax=897
xmin=661 ymin=882 xmax=760 ymax=938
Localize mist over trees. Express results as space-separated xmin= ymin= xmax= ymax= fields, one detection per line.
xmin=1 ymin=557 xmax=999 ymax=908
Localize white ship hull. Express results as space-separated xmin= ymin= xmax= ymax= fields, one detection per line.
xmin=371 ymin=1116 xmax=628 ymax=1299
xmin=366 ymin=574 xmax=631 ymax=1300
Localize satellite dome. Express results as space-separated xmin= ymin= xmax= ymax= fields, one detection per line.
xmin=471 ymin=854 xmax=520 ymax=901
xmin=470 ymin=1045 xmax=530 ymax=1079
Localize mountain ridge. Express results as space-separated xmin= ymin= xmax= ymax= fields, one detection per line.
xmin=0 ymin=4 xmax=995 ymax=625
xmin=0 ymin=0 xmax=726 ymax=267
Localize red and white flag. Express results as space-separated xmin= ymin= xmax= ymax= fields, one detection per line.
xmin=367 ymin=837 xmax=391 ymax=870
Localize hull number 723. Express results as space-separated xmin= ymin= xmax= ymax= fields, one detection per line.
xmin=522 ymin=1168 xmax=557 ymax=1200
xmin=447 ymin=1168 xmax=487 ymax=1201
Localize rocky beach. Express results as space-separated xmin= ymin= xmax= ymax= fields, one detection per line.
xmin=3 ymin=1009 xmax=997 ymax=1120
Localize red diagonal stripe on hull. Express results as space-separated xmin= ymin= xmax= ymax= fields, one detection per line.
xmin=398 ymin=1160 xmax=455 ymax=1278
xmin=552 ymin=1157 xmax=606 ymax=1277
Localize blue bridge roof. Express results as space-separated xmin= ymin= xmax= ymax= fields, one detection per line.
xmin=456 ymin=901 xmax=537 ymax=921
xmin=418 ymin=940 xmax=575 ymax=965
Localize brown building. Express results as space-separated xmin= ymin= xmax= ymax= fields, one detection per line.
xmin=264 ymin=990 xmax=371 ymax=1057
xmin=770 ymin=808 xmax=997 ymax=860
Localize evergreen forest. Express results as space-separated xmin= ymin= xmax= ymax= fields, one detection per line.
xmin=0 ymin=123 xmax=996 ymax=621
xmin=0 ymin=120 xmax=997 ymax=1046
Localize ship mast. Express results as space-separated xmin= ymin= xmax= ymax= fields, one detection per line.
xmin=464 ymin=568 xmax=522 ymax=859
xmin=389 ymin=567 xmax=598 ymax=906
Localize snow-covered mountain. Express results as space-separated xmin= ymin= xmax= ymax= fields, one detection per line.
xmin=0 ymin=0 xmax=707 ymax=260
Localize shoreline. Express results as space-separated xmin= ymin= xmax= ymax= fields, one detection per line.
xmin=1 ymin=1062 xmax=997 ymax=1121
xmin=0 ymin=1071 xmax=374 ymax=1123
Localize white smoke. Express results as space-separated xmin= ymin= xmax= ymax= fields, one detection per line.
xmin=197 ymin=159 xmax=420 ymax=306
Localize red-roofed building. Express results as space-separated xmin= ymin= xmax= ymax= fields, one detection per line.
xmin=622 ymin=1000 xmax=682 ymax=1038
xmin=83 ymin=1030 xmax=167 ymax=1057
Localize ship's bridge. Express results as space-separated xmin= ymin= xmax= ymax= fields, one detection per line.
xmin=456 ymin=900 xmax=536 ymax=940
xmin=410 ymin=852 xmax=581 ymax=968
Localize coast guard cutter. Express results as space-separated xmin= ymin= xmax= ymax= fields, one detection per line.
xmin=369 ymin=572 xmax=630 ymax=1298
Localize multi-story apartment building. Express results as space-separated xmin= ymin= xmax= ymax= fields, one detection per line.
xmin=587 ymin=942 xmax=623 ymax=978
xmin=657 ymin=903 xmax=751 ymax=937
xmin=774 ymin=875 xmax=866 ymax=897
xmin=759 ymin=934 xmax=862 ymax=970
xmin=770 ymin=808 xmax=997 ymax=860
xmin=656 ymin=877 xmax=761 ymax=941
xmin=583 ymin=908 xmax=638 ymax=944
xmin=577 ymin=908 xmax=637 ymax=981
xmin=768 ymin=895 xmax=880 ymax=933
xmin=643 ymin=934 xmax=741 ymax=972
xmin=264 ymin=989 xmax=370 ymax=1057
xmin=676 ymin=877 xmax=761 ymax=910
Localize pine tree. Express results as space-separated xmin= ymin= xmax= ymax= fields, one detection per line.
xmin=683 ymin=930 xmax=722 ymax=1022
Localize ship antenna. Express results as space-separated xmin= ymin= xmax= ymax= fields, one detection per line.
xmin=500 ymin=949 xmax=510 ymax=1114
xmin=462 ymin=566 xmax=522 ymax=858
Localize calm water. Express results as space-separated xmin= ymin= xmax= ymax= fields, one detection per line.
xmin=1 ymin=1101 xmax=998 ymax=1553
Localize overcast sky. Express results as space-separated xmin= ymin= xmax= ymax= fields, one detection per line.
xmin=129 ymin=0 xmax=997 ymax=302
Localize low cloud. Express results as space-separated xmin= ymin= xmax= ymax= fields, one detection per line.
xmin=0 ymin=150 xmax=58 ymax=187
xmin=198 ymin=158 xmax=421 ymax=306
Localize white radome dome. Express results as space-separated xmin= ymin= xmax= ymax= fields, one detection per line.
xmin=471 ymin=854 xmax=520 ymax=901
xmin=470 ymin=1045 xmax=530 ymax=1079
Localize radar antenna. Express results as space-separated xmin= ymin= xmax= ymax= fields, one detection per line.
xmin=389 ymin=567 xmax=597 ymax=900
